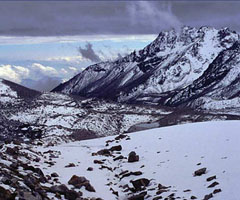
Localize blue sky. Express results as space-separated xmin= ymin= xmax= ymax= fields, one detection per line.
xmin=0 ymin=35 xmax=155 ymax=91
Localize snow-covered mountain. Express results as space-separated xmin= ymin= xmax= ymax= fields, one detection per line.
xmin=53 ymin=26 xmax=240 ymax=111
xmin=1 ymin=121 xmax=240 ymax=199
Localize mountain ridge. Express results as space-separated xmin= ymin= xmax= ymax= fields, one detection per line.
xmin=52 ymin=26 xmax=240 ymax=110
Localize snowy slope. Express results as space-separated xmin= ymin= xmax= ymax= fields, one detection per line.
xmin=0 ymin=78 xmax=18 ymax=103
xmin=53 ymin=26 xmax=240 ymax=108
xmin=29 ymin=121 xmax=240 ymax=200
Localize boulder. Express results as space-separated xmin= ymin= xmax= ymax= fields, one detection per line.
xmin=194 ymin=168 xmax=207 ymax=176
xmin=131 ymin=178 xmax=150 ymax=191
xmin=128 ymin=151 xmax=139 ymax=163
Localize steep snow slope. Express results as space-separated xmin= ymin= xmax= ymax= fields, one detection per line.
xmin=29 ymin=121 xmax=240 ymax=200
xmin=167 ymin=42 xmax=240 ymax=111
xmin=53 ymin=26 xmax=240 ymax=106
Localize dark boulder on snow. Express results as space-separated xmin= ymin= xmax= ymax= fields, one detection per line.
xmin=128 ymin=191 xmax=147 ymax=200
xmin=128 ymin=151 xmax=139 ymax=163
xmin=194 ymin=167 xmax=207 ymax=176
xmin=68 ymin=175 xmax=95 ymax=192
xmin=131 ymin=178 xmax=150 ymax=191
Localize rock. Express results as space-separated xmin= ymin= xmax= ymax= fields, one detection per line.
xmin=213 ymin=189 xmax=222 ymax=194
xmin=20 ymin=192 xmax=41 ymax=200
xmin=207 ymin=181 xmax=219 ymax=188
xmin=68 ymin=175 xmax=95 ymax=192
xmin=64 ymin=190 xmax=82 ymax=200
xmin=65 ymin=163 xmax=76 ymax=168
xmin=128 ymin=191 xmax=147 ymax=200
xmin=85 ymin=183 xmax=96 ymax=192
xmin=131 ymin=178 xmax=150 ymax=191
xmin=6 ymin=147 xmax=19 ymax=156
xmin=50 ymin=184 xmax=69 ymax=194
xmin=24 ymin=176 xmax=39 ymax=190
xmin=113 ymin=155 xmax=124 ymax=161
xmin=128 ymin=151 xmax=139 ymax=163
xmin=97 ymin=149 xmax=111 ymax=156
xmin=51 ymin=172 xmax=59 ymax=177
xmin=109 ymin=145 xmax=122 ymax=151
xmin=87 ymin=167 xmax=93 ymax=171
xmin=120 ymin=171 xmax=143 ymax=180
xmin=115 ymin=134 xmax=127 ymax=140
xmin=206 ymin=175 xmax=216 ymax=182
xmin=94 ymin=160 xmax=104 ymax=164
xmin=68 ymin=175 xmax=87 ymax=187
xmin=194 ymin=168 xmax=207 ymax=176
xmin=203 ymin=193 xmax=213 ymax=200
xmin=190 ymin=196 xmax=197 ymax=199
xmin=0 ymin=186 xmax=15 ymax=200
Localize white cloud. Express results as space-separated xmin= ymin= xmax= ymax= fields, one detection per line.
xmin=69 ymin=66 xmax=78 ymax=71
xmin=0 ymin=64 xmax=29 ymax=83
xmin=0 ymin=35 xmax=157 ymax=45
xmin=46 ymin=56 xmax=84 ymax=63
xmin=31 ymin=63 xmax=58 ymax=76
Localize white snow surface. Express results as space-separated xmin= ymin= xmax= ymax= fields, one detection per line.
xmin=0 ymin=79 xmax=18 ymax=103
xmin=36 ymin=121 xmax=240 ymax=200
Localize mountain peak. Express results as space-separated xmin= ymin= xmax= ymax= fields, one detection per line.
xmin=53 ymin=26 xmax=240 ymax=110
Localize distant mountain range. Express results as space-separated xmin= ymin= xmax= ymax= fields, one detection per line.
xmin=53 ymin=26 xmax=240 ymax=112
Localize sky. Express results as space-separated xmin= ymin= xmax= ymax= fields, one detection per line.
xmin=0 ymin=1 xmax=240 ymax=91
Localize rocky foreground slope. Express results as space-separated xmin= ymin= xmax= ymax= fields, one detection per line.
xmin=1 ymin=121 xmax=239 ymax=200
xmin=53 ymin=26 xmax=240 ymax=112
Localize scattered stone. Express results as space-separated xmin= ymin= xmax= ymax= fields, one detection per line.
xmin=183 ymin=189 xmax=191 ymax=192
xmin=97 ymin=149 xmax=111 ymax=156
xmin=120 ymin=171 xmax=143 ymax=180
xmin=197 ymin=163 xmax=201 ymax=166
xmin=194 ymin=168 xmax=207 ymax=176
xmin=109 ymin=145 xmax=122 ymax=151
xmin=213 ymin=189 xmax=222 ymax=194
xmin=203 ymin=193 xmax=213 ymax=200
xmin=131 ymin=178 xmax=150 ymax=191
xmin=87 ymin=167 xmax=93 ymax=171
xmin=65 ymin=163 xmax=76 ymax=168
xmin=68 ymin=175 xmax=87 ymax=187
xmin=94 ymin=160 xmax=104 ymax=164
xmin=113 ymin=155 xmax=124 ymax=161
xmin=0 ymin=186 xmax=15 ymax=200
xmin=128 ymin=191 xmax=147 ymax=200
xmin=68 ymin=175 xmax=95 ymax=192
xmin=207 ymin=181 xmax=219 ymax=188
xmin=64 ymin=189 xmax=82 ymax=200
xmin=190 ymin=196 xmax=197 ymax=199
xmin=206 ymin=175 xmax=216 ymax=182
xmin=51 ymin=172 xmax=59 ymax=177
xmin=50 ymin=184 xmax=69 ymax=194
xmin=115 ymin=134 xmax=127 ymax=140
xmin=128 ymin=151 xmax=139 ymax=163
xmin=85 ymin=184 xmax=96 ymax=192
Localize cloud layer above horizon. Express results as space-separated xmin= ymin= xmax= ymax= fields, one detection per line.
xmin=0 ymin=1 xmax=240 ymax=36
